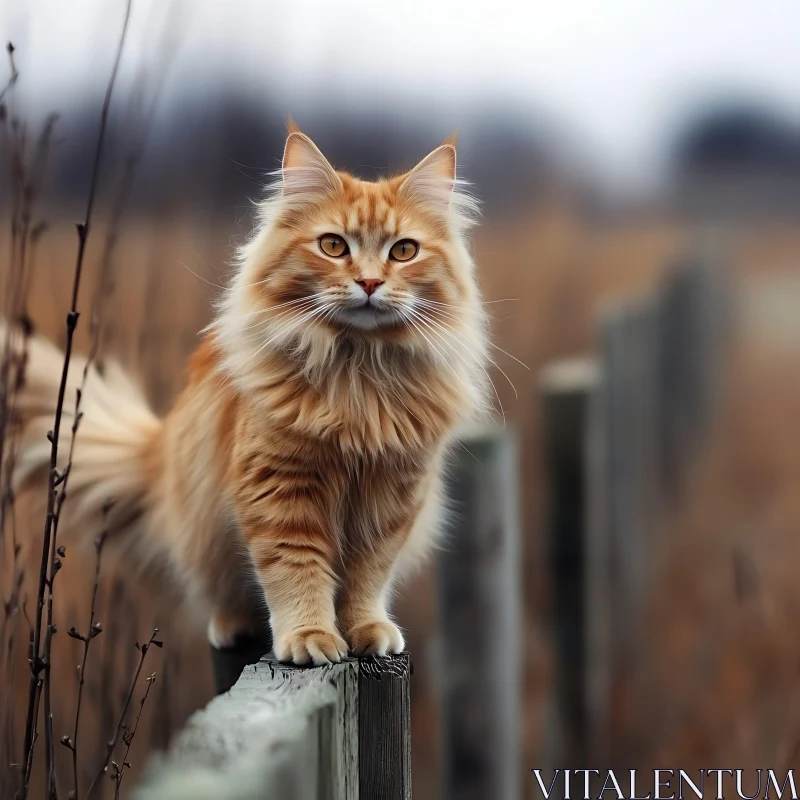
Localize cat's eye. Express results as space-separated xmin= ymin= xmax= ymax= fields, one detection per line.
xmin=319 ymin=234 xmax=349 ymax=258
xmin=389 ymin=239 xmax=419 ymax=262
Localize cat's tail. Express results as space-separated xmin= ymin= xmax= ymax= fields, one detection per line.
xmin=4 ymin=319 xmax=163 ymax=544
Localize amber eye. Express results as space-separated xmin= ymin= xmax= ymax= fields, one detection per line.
xmin=389 ymin=239 xmax=419 ymax=262
xmin=319 ymin=234 xmax=349 ymax=258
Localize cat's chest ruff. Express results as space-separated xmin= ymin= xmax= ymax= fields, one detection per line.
xmin=251 ymin=352 xmax=463 ymax=456
xmin=307 ymin=373 xmax=458 ymax=454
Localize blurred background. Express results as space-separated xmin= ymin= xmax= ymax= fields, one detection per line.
xmin=3 ymin=0 xmax=800 ymax=796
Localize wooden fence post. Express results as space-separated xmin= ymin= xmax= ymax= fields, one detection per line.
xmin=436 ymin=427 xmax=521 ymax=800
xmin=584 ymin=352 xmax=612 ymax=762
xmin=135 ymin=657 xmax=358 ymax=799
xmin=136 ymin=654 xmax=411 ymax=799
xmin=540 ymin=358 xmax=599 ymax=761
xmin=358 ymin=653 xmax=412 ymax=800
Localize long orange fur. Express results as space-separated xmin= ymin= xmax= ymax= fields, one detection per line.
xmin=8 ymin=129 xmax=489 ymax=664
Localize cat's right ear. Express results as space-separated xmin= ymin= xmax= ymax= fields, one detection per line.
xmin=281 ymin=131 xmax=341 ymax=202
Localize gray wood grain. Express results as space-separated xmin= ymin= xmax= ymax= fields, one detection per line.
xmin=134 ymin=658 xmax=359 ymax=800
xmin=135 ymin=653 xmax=414 ymax=799
xmin=358 ymin=654 xmax=412 ymax=800
xmin=437 ymin=428 xmax=521 ymax=800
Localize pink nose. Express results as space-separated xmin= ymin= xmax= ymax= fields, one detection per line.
xmin=356 ymin=278 xmax=384 ymax=297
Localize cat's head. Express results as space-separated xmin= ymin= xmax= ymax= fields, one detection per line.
xmin=219 ymin=127 xmax=485 ymax=379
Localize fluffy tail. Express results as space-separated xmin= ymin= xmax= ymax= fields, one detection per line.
xmin=4 ymin=320 xmax=162 ymax=542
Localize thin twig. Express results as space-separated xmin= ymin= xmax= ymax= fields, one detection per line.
xmin=21 ymin=3 xmax=133 ymax=796
xmin=87 ymin=629 xmax=162 ymax=798
xmin=112 ymin=673 xmax=156 ymax=800
xmin=59 ymin=529 xmax=107 ymax=800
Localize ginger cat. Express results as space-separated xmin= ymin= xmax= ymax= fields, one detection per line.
xmin=10 ymin=128 xmax=488 ymax=665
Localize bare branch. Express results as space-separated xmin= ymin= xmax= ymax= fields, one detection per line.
xmin=59 ymin=529 xmax=107 ymax=800
xmin=112 ymin=673 xmax=156 ymax=799
xmin=21 ymin=3 xmax=133 ymax=796
xmin=87 ymin=629 xmax=161 ymax=798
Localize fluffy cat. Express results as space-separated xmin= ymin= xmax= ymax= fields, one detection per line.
xmin=9 ymin=127 xmax=488 ymax=665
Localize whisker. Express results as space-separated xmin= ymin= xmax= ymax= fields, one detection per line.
xmin=177 ymin=261 xmax=227 ymax=289
xmin=203 ymin=294 xmax=330 ymax=339
xmin=411 ymin=298 xmax=464 ymax=323
xmin=235 ymin=297 xmax=323 ymax=337
xmin=413 ymin=296 xmax=521 ymax=309
xmin=415 ymin=308 xmax=519 ymax=401
xmin=484 ymin=342 xmax=530 ymax=370
xmin=229 ymin=292 xmax=330 ymax=320
xmin=396 ymin=309 xmax=460 ymax=381
xmin=310 ymin=305 xmax=340 ymax=339
xmin=261 ymin=303 xmax=331 ymax=350
xmin=399 ymin=307 xmax=506 ymax=427
xmin=221 ymin=301 xmax=332 ymax=383
xmin=404 ymin=306 xmax=508 ymax=423
xmin=412 ymin=298 xmax=530 ymax=370
xmin=416 ymin=309 xmax=528 ymax=384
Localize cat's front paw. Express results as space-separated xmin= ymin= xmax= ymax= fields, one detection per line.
xmin=274 ymin=626 xmax=348 ymax=666
xmin=346 ymin=619 xmax=405 ymax=657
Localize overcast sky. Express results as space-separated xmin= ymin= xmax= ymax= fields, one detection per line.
xmin=3 ymin=0 xmax=800 ymax=189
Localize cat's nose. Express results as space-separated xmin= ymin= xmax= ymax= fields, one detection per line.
xmin=355 ymin=278 xmax=384 ymax=297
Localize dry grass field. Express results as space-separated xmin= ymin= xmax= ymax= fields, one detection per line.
xmin=3 ymin=201 xmax=800 ymax=796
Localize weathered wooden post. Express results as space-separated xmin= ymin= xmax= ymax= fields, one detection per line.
xmin=135 ymin=657 xmax=359 ymax=799
xmin=358 ymin=654 xmax=412 ymax=800
xmin=583 ymin=350 xmax=612 ymax=763
xmin=135 ymin=653 xmax=411 ymax=799
xmin=540 ymin=357 xmax=599 ymax=761
xmin=584 ymin=299 xmax=660 ymax=760
xmin=436 ymin=427 xmax=521 ymax=800
xmin=603 ymin=299 xmax=660 ymax=649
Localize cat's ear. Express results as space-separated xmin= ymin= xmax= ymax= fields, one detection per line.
xmin=399 ymin=139 xmax=458 ymax=215
xmin=281 ymin=130 xmax=341 ymax=202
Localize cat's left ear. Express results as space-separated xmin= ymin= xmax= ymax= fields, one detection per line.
xmin=399 ymin=138 xmax=457 ymax=215
xmin=281 ymin=130 xmax=342 ymax=202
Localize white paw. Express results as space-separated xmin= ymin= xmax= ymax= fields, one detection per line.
xmin=274 ymin=626 xmax=349 ymax=666
xmin=346 ymin=619 xmax=405 ymax=657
